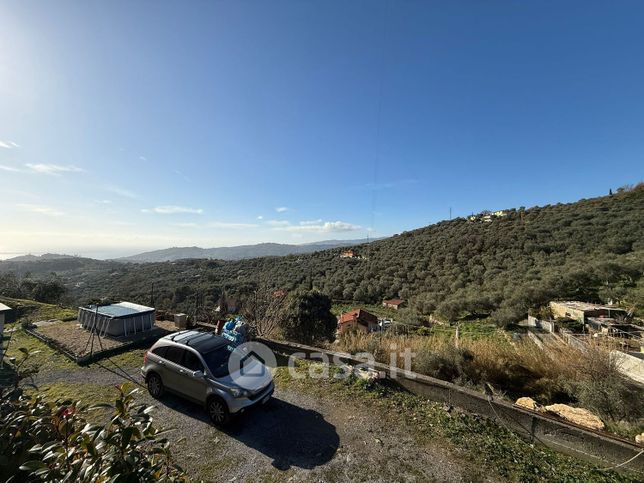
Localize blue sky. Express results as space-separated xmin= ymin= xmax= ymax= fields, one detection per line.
xmin=1 ymin=1 xmax=643 ymax=258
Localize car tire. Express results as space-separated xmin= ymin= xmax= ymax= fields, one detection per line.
xmin=207 ymin=396 xmax=231 ymax=427
xmin=147 ymin=373 xmax=164 ymax=399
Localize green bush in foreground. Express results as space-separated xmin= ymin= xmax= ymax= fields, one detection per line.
xmin=0 ymin=350 xmax=189 ymax=482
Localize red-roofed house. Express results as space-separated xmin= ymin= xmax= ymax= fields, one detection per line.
xmin=337 ymin=309 xmax=379 ymax=334
xmin=382 ymin=299 xmax=404 ymax=310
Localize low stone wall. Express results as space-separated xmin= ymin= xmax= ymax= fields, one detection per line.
xmin=526 ymin=330 xmax=544 ymax=348
xmin=612 ymin=350 xmax=644 ymax=385
xmin=559 ymin=328 xmax=588 ymax=351
xmin=527 ymin=315 xmax=556 ymax=333
xmin=260 ymin=338 xmax=644 ymax=474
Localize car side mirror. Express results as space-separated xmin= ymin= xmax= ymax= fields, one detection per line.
xmin=193 ymin=370 xmax=204 ymax=378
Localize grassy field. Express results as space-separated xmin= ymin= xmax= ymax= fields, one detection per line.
xmin=37 ymin=381 xmax=119 ymax=406
xmin=418 ymin=320 xmax=509 ymax=341
xmin=2 ymin=328 xmax=76 ymax=372
xmin=0 ymin=296 xmax=77 ymax=322
xmin=332 ymin=302 xmax=508 ymax=342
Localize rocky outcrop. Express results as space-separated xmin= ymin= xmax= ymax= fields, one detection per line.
xmin=355 ymin=367 xmax=381 ymax=382
xmin=545 ymin=404 xmax=605 ymax=431
xmin=515 ymin=397 xmax=544 ymax=412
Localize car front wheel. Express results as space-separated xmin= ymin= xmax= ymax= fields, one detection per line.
xmin=207 ymin=397 xmax=230 ymax=427
xmin=147 ymin=373 xmax=164 ymax=399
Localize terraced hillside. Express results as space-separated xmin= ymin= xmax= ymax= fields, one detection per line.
xmin=1 ymin=185 xmax=642 ymax=323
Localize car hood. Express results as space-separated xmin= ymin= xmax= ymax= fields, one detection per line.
xmin=217 ymin=357 xmax=273 ymax=392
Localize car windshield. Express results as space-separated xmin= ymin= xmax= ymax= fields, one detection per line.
xmin=202 ymin=346 xmax=233 ymax=378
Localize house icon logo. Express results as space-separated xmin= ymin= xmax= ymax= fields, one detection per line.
xmin=228 ymin=341 xmax=277 ymax=389
xmin=239 ymin=350 xmax=266 ymax=377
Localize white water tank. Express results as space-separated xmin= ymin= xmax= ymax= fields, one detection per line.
xmin=174 ymin=313 xmax=187 ymax=329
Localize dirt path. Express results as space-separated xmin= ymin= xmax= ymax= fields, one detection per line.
xmin=33 ymin=361 xmax=494 ymax=482
xmin=150 ymin=387 xmax=496 ymax=482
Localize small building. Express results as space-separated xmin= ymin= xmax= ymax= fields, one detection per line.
xmin=337 ymin=309 xmax=379 ymax=334
xmin=0 ymin=303 xmax=12 ymax=359
xmin=272 ymin=289 xmax=288 ymax=299
xmin=0 ymin=303 xmax=11 ymax=327
xmin=470 ymin=210 xmax=507 ymax=222
xmin=340 ymin=249 xmax=357 ymax=258
xmin=549 ymin=301 xmax=627 ymax=323
xmin=79 ymin=302 xmax=155 ymax=337
xmin=382 ymin=299 xmax=404 ymax=310
xmin=0 ymin=303 xmax=12 ymax=364
xmin=586 ymin=317 xmax=643 ymax=339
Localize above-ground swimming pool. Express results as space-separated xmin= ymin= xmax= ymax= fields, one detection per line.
xmin=78 ymin=301 xmax=155 ymax=337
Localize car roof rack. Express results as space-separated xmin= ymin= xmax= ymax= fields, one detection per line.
xmin=184 ymin=332 xmax=211 ymax=346
xmin=168 ymin=330 xmax=195 ymax=341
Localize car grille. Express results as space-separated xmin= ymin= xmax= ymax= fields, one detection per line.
xmin=248 ymin=382 xmax=272 ymax=401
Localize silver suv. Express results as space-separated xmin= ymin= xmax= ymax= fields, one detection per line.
xmin=141 ymin=330 xmax=274 ymax=426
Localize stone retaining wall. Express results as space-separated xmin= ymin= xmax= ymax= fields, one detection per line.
xmin=260 ymin=338 xmax=644 ymax=474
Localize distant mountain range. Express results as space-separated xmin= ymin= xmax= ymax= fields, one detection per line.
xmin=113 ymin=238 xmax=378 ymax=263
xmin=6 ymin=253 xmax=78 ymax=262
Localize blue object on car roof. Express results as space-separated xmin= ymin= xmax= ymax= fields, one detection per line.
xmin=222 ymin=316 xmax=247 ymax=348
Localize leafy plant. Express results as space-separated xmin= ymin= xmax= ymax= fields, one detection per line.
xmin=280 ymin=290 xmax=337 ymax=344
xmin=18 ymin=384 xmax=188 ymax=482
xmin=0 ymin=348 xmax=189 ymax=482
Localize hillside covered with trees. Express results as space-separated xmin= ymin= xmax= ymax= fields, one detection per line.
xmin=1 ymin=185 xmax=642 ymax=325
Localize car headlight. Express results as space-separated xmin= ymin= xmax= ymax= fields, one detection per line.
xmin=229 ymin=387 xmax=252 ymax=398
xmin=229 ymin=387 xmax=242 ymax=397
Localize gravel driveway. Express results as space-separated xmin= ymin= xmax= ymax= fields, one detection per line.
xmin=34 ymin=357 xmax=494 ymax=482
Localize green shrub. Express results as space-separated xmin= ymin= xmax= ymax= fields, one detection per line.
xmin=280 ymin=290 xmax=337 ymax=344
xmin=412 ymin=345 xmax=474 ymax=383
xmin=0 ymin=349 xmax=189 ymax=482
xmin=566 ymin=345 xmax=644 ymax=423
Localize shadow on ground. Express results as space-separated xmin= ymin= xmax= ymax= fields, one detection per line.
xmin=156 ymin=392 xmax=339 ymax=471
